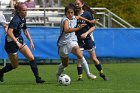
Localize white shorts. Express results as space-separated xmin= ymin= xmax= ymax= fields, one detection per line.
xmin=58 ymin=41 xmax=78 ymax=57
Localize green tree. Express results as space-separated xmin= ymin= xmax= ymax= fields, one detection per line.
xmin=60 ymin=0 xmax=140 ymax=27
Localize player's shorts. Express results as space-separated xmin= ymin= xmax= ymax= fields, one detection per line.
xmin=5 ymin=35 xmax=26 ymax=54
xmin=58 ymin=41 xmax=78 ymax=57
xmin=78 ymin=36 xmax=96 ymax=51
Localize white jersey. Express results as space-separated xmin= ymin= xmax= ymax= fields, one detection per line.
xmin=0 ymin=12 xmax=7 ymax=26
xmin=57 ymin=16 xmax=77 ymax=46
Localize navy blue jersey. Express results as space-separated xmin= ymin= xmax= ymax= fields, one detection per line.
xmin=76 ymin=11 xmax=94 ymax=39
xmin=8 ymin=15 xmax=27 ymax=37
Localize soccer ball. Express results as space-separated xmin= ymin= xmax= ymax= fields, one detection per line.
xmin=58 ymin=74 xmax=71 ymax=86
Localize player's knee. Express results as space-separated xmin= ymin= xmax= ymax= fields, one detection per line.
xmin=63 ymin=63 xmax=69 ymax=67
xmin=61 ymin=57 xmax=69 ymax=67
xmin=11 ymin=64 xmax=19 ymax=69
xmin=28 ymin=56 xmax=34 ymax=61
xmin=77 ymin=55 xmax=83 ymax=59
xmin=62 ymin=61 xmax=69 ymax=67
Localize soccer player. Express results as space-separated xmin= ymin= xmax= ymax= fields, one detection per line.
xmin=74 ymin=0 xmax=108 ymax=81
xmin=56 ymin=5 xmax=97 ymax=80
xmin=0 ymin=2 xmax=45 ymax=83
xmin=0 ymin=12 xmax=8 ymax=33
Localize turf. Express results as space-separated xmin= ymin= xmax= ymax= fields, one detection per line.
xmin=0 ymin=63 xmax=140 ymax=93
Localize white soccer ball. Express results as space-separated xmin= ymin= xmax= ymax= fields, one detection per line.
xmin=58 ymin=74 xmax=71 ymax=86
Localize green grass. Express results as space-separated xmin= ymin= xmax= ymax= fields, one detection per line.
xmin=0 ymin=63 xmax=140 ymax=93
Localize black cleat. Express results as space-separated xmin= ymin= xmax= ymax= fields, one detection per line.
xmin=36 ymin=77 xmax=45 ymax=83
xmin=77 ymin=78 xmax=83 ymax=81
xmin=100 ymin=73 xmax=108 ymax=81
xmin=0 ymin=69 xmax=4 ymax=82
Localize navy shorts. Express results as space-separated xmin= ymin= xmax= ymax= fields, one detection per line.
xmin=5 ymin=36 xmax=25 ymax=54
xmin=78 ymin=36 xmax=95 ymax=50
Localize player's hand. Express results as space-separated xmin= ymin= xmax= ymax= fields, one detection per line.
xmin=16 ymin=41 xmax=23 ymax=49
xmin=30 ymin=41 xmax=35 ymax=50
xmin=78 ymin=24 xmax=87 ymax=29
xmin=81 ymin=32 xmax=88 ymax=39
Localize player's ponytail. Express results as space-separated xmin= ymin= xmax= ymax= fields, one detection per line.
xmin=83 ymin=2 xmax=96 ymax=14
xmin=79 ymin=0 xmax=96 ymax=14
xmin=13 ymin=2 xmax=24 ymax=15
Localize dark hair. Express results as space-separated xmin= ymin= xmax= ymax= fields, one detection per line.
xmin=68 ymin=3 xmax=80 ymax=16
xmin=77 ymin=0 xmax=96 ymax=14
xmin=65 ymin=5 xmax=75 ymax=15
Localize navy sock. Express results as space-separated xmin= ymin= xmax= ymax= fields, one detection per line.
xmin=77 ymin=67 xmax=83 ymax=78
xmin=95 ymin=64 xmax=103 ymax=74
xmin=1 ymin=64 xmax=14 ymax=74
xmin=29 ymin=60 xmax=39 ymax=78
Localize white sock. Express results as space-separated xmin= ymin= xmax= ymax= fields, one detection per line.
xmin=78 ymin=57 xmax=90 ymax=75
xmin=56 ymin=63 xmax=65 ymax=76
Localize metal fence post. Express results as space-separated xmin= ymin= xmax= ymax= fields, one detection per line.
xmin=108 ymin=12 xmax=112 ymax=28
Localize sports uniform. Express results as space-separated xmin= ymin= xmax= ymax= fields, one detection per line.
xmin=74 ymin=0 xmax=108 ymax=81
xmin=57 ymin=15 xmax=78 ymax=57
xmin=0 ymin=3 xmax=45 ymax=83
xmin=76 ymin=10 xmax=95 ymax=51
xmin=56 ymin=9 xmax=96 ymax=80
xmin=5 ymin=15 xmax=26 ymax=54
xmin=0 ymin=12 xmax=7 ymax=26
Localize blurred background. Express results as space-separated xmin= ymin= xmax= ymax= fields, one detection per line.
xmin=0 ymin=0 xmax=139 ymax=27
xmin=0 ymin=0 xmax=140 ymax=64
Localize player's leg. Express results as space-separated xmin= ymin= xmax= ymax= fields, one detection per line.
xmin=0 ymin=53 xmax=18 ymax=82
xmin=76 ymin=40 xmax=84 ymax=80
xmin=20 ymin=45 xmax=45 ymax=83
xmin=72 ymin=46 xmax=96 ymax=80
xmin=0 ymin=40 xmax=20 ymax=82
xmin=88 ymin=50 xmax=108 ymax=81
xmin=56 ymin=57 xmax=69 ymax=79
xmin=77 ymin=51 xmax=83 ymax=81
xmin=56 ymin=46 xmax=69 ymax=79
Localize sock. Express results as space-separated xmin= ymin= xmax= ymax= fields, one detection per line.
xmin=77 ymin=67 xmax=83 ymax=78
xmin=1 ymin=64 xmax=14 ymax=74
xmin=78 ymin=57 xmax=90 ymax=75
xmin=95 ymin=64 xmax=103 ymax=74
xmin=29 ymin=60 xmax=39 ymax=78
xmin=57 ymin=63 xmax=65 ymax=76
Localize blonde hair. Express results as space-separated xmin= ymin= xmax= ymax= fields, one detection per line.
xmin=13 ymin=2 xmax=25 ymax=15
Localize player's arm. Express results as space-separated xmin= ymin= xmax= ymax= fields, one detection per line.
xmin=63 ymin=19 xmax=86 ymax=33
xmin=76 ymin=16 xmax=96 ymax=24
xmin=7 ymin=28 xmax=17 ymax=42
xmin=23 ymin=29 xmax=35 ymax=49
xmin=3 ymin=23 xmax=8 ymax=33
xmin=7 ymin=28 xmax=23 ymax=48
xmin=81 ymin=26 xmax=95 ymax=39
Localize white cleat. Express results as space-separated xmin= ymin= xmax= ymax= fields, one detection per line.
xmin=87 ymin=73 xmax=97 ymax=80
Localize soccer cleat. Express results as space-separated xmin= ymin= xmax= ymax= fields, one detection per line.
xmin=87 ymin=73 xmax=97 ymax=80
xmin=0 ymin=69 xmax=4 ymax=82
xmin=77 ymin=77 xmax=83 ymax=81
xmin=36 ymin=77 xmax=45 ymax=83
xmin=100 ymin=73 xmax=108 ymax=81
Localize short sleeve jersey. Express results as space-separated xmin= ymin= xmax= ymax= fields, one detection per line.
xmin=57 ymin=15 xmax=78 ymax=46
xmin=0 ymin=12 xmax=7 ymax=26
xmin=8 ymin=15 xmax=27 ymax=37
xmin=76 ymin=11 xmax=94 ymax=39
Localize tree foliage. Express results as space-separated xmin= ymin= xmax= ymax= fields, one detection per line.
xmin=61 ymin=0 xmax=140 ymax=27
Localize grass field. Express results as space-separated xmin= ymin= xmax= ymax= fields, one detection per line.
xmin=0 ymin=63 xmax=140 ymax=93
